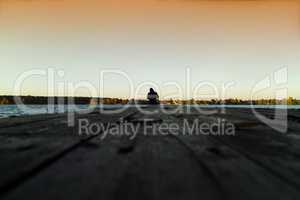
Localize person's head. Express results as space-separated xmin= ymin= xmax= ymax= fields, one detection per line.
xmin=150 ymin=88 xmax=154 ymax=93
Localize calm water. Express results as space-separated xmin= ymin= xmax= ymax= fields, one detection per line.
xmin=0 ymin=104 xmax=299 ymax=119
xmin=0 ymin=105 xmax=122 ymax=118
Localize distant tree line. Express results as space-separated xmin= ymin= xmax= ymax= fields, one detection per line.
xmin=161 ymin=97 xmax=300 ymax=105
xmin=0 ymin=96 xmax=299 ymax=105
xmin=0 ymin=96 xmax=128 ymax=105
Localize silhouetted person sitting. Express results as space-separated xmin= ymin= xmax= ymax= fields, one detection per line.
xmin=147 ymin=88 xmax=159 ymax=104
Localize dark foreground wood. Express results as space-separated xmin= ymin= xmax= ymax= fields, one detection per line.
xmin=0 ymin=106 xmax=300 ymax=200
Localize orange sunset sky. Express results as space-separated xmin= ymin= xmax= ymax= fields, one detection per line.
xmin=0 ymin=0 xmax=299 ymax=99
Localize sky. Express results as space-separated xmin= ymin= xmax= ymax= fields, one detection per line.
xmin=0 ymin=0 xmax=299 ymax=99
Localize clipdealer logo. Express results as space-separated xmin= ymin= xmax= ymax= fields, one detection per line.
xmin=251 ymin=67 xmax=288 ymax=133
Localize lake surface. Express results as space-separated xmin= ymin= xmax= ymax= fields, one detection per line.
xmin=0 ymin=104 xmax=299 ymax=118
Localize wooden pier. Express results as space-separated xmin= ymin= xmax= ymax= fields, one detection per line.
xmin=0 ymin=106 xmax=300 ymax=200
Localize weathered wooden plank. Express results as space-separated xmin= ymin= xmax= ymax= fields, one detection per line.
xmin=0 ymin=108 xmax=137 ymax=194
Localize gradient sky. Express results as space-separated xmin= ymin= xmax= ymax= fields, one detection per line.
xmin=0 ymin=0 xmax=299 ymax=99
